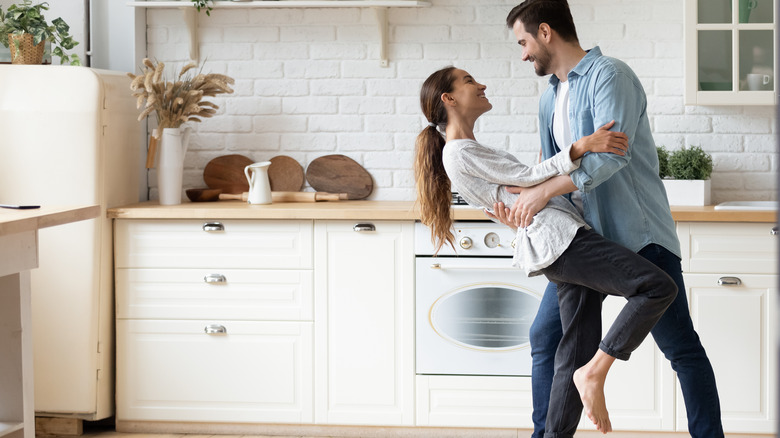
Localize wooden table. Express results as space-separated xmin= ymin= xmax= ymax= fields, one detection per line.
xmin=0 ymin=206 xmax=100 ymax=438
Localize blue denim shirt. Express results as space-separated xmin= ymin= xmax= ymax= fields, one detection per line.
xmin=539 ymin=47 xmax=681 ymax=258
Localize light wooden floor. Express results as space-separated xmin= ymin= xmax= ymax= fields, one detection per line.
xmin=35 ymin=419 xmax=776 ymax=438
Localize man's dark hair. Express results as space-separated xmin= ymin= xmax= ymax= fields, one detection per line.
xmin=506 ymin=0 xmax=579 ymax=43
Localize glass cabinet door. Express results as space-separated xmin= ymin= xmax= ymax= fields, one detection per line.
xmin=685 ymin=0 xmax=776 ymax=105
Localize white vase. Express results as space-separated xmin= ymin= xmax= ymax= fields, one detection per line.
xmin=157 ymin=127 xmax=191 ymax=205
xmin=662 ymin=179 xmax=711 ymax=206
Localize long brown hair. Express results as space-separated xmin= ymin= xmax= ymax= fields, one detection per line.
xmin=414 ymin=66 xmax=456 ymax=254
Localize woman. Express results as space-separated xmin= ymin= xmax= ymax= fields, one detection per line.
xmin=414 ymin=66 xmax=677 ymax=435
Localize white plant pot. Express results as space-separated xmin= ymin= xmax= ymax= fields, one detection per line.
xmin=662 ymin=179 xmax=711 ymax=206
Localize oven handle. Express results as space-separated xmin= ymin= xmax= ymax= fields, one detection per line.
xmin=429 ymin=263 xmax=518 ymax=271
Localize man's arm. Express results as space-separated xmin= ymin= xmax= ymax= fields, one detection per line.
xmin=568 ymin=70 xmax=646 ymax=192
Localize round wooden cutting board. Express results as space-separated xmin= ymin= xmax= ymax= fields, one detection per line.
xmin=203 ymin=154 xmax=254 ymax=194
xmin=268 ymin=155 xmax=305 ymax=192
xmin=305 ymin=154 xmax=373 ymax=200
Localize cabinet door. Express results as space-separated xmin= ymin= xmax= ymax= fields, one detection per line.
xmin=684 ymin=0 xmax=776 ymax=105
xmin=416 ymin=375 xmax=533 ymax=428
xmin=678 ymin=273 xmax=777 ymax=433
xmin=313 ymin=221 xmax=414 ymax=425
xmin=116 ymin=319 xmax=313 ymax=424
xmin=577 ymin=296 xmax=676 ymax=432
xmin=678 ymin=222 xmax=778 ymax=274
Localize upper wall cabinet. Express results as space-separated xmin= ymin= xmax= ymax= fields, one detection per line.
xmin=684 ymin=0 xmax=776 ymax=105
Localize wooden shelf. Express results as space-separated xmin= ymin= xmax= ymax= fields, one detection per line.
xmin=0 ymin=422 xmax=24 ymax=438
xmin=129 ymin=1 xmax=431 ymax=7
xmin=128 ymin=0 xmax=431 ymax=66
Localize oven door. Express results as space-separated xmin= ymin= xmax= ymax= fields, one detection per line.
xmin=416 ymin=256 xmax=547 ymax=376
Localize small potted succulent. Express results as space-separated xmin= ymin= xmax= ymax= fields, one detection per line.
xmin=657 ymin=145 xmax=713 ymax=206
xmin=0 ymin=0 xmax=80 ymax=65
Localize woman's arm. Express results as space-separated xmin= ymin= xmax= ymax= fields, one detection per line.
xmin=569 ymin=120 xmax=628 ymax=160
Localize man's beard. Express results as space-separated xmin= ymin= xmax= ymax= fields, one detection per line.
xmin=532 ymin=44 xmax=552 ymax=76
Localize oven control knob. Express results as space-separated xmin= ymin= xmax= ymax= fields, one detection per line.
xmin=459 ymin=237 xmax=473 ymax=249
xmin=484 ymin=232 xmax=500 ymax=248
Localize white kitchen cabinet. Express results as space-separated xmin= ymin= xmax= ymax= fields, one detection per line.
xmin=114 ymin=219 xmax=315 ymax=427
xmin=416 ymin=375 xmax=533 ymax=428
xmin=117 ymin=319 xmax=313 ymax=423
xmin=313 ymin=221 xmax=414 ymax=426
xmin=676 ymin=222 xmax=778 ymax=434
xmin=684 ymin=0 xmax=776 ymax=105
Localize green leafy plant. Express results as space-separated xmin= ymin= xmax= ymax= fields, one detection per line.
xmin=0 ymin=0 xmax=80 ymax=65
xmin=192 ymin=0 xmax=213 ymax=16
xmin=656 ymin=146 xmax=670 ymax=179
xmin=657 ymin=145 xmax=713 ymax=180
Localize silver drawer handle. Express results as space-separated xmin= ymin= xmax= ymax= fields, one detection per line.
xmin=717 ymin=276 xmax=742 ymax=286
xmin=204 ymin=324 xmax=227 ymax=335
xmin=431 ymin=263 xmax=519 ymax=271
xmin=204 ymin=274 xmax=227 ymax=284
xmin=771 ymin=226 xmax=778 ymax=236
xmin=202 ymin=222 xmax=225 ymax=232
xmin=353 ymin=223 xmax=376 ymax=232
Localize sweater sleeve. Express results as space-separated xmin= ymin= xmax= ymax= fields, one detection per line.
xmin=459 ymin=142 xmax=581 ymax=187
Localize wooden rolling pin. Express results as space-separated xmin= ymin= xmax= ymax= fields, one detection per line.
xmin=219 ymin=191 xmax=347 ymax=202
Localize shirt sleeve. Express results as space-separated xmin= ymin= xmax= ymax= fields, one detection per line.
xmin=569 ymin=69 xmax=644 ymax=193
xmin=459 ymin=142 xmax=581 ymax=188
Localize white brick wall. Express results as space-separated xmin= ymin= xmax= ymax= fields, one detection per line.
xmin=145 ymin=0 xmax=777 ymax=203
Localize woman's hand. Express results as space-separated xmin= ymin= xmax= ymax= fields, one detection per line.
xmin=570 ymin=120 xmax=629 ymax=160
xmin=485 ymin=202 xmax=517 ymax=231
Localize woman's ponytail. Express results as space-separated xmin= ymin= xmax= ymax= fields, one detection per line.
xmin=414 ymin=66 xmax=457 ymax=254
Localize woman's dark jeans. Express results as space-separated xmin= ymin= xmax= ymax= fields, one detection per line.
xmin=529 ymin=240 xmax=724 ymax=438
xmin=536 ymin=228 xmax=677 ymax=437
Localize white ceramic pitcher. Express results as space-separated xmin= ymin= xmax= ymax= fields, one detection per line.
xmin=158 ymin=126 xmax=191 ymax=205
xmin=244 ymin=161 xmax=273 ymax=205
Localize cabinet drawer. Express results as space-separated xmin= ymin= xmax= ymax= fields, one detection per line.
xmin=116 ymin=268 xmax=313 ymax=321
xmin=679 ymin=222 xmax=778 ymax=274
xmin=116 ymin=319 xmax=313 ymax=423
xmin=115 ymin=219 xmax=313 ymax=269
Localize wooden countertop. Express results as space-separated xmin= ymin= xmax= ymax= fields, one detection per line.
xmin=0 ymin=205 xmax=101 ymax=236
xmin=107 ymin=200 xmax=777 ymax=223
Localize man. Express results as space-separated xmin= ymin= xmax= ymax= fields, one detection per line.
xmin=496 ymin=1 xmax=725 ymax=437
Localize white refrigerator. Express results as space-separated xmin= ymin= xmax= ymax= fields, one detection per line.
xmin=0 ymin=65 xmax=141 ymax=421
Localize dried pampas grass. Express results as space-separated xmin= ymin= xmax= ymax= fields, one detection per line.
xmin=128 ymin=58 xmax=235 ymax=135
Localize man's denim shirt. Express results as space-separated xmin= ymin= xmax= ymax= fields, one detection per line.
xmin=539 ymin=46 xmax=681 ymax=258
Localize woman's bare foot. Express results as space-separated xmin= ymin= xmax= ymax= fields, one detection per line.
xmin=573 ymin=361 xmax=613 ymax=434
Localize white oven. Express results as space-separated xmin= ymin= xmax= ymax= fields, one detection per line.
xmin=415 ymin=220 xmax=547 ymax=376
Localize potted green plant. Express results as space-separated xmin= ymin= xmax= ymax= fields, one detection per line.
xmin=0 ymin=1 xmax=80 ymax=65
xmin=657 ymin=145 xmax=713 ymax=206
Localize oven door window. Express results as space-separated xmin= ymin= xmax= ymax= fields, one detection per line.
xmin=431 ymin=285 xmax=538 ymax=351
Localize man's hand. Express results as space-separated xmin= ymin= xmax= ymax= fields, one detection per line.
xmin=506 ymin=185 xmax=549 ymax=228
xmin=504 ymin=175 xmax=579 ymax=229
xmin=486 ymin=202 xmax=517 ymax=231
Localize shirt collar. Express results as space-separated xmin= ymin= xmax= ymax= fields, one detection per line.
xmin=547 ymin=46 xmax=602 ymax=87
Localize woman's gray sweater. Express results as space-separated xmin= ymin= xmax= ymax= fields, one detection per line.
xmin=441 ymin=138 xmax=589 ymax=275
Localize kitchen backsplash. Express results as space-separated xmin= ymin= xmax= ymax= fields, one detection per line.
xmin=144 ymin=0 xmax=777 ymax=203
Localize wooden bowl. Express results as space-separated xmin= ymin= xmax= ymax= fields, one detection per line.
xmin=186 ymin=188 xmax=222 ymax=202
